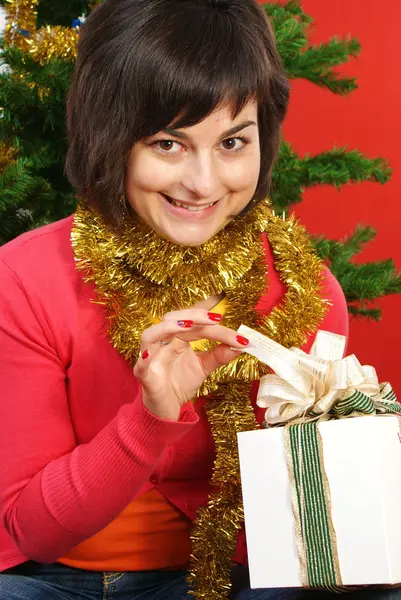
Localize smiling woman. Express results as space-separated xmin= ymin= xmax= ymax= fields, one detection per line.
xmin=65 ymin=0 xmax=289 ymax=233
xmin=0 ymin=1 xmax=354 ymax=600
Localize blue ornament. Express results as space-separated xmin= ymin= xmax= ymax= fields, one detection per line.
xmin=72 ymin=18 xmax=81 ymax=29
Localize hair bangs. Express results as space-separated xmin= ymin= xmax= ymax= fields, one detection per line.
xmin=135 ymin=4 xmax=272 ymax=135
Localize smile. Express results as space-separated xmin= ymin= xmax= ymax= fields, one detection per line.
xmin=162 ymin=194 xmax=219 ymax=212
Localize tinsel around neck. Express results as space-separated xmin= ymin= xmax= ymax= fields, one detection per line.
xmin=72 ymin=199 xmax=328 ymax=387
xmin=72 ymin=199 xmax=271 ymax=302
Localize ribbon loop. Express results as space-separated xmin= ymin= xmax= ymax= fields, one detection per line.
xmin=245 ymin=328 xmax=399 ymax=425
xmin=331 ymin=390 xmax=376 ymax=417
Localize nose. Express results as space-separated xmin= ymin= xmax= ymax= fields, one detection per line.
xmin=180 ymin=153 xmax=219 ymax=199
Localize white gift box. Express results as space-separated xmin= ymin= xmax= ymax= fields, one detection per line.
xmin=238 ymin=415 xmax=401 ymax=589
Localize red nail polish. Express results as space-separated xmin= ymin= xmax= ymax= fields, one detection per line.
xmin=208 ymin=312 xmax=222 ymax=322
xmin=177 ymin=320 xmax=193 ymax=328
xmin=142 ymin=349 xmax=149 ymax=360
xmin=236 ymin=335 xmax=249 ymax=346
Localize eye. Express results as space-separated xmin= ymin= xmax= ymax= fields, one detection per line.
xmin=153 ymin=140 xmax=183 ymax=154
xmin=220 ymin=137 xmax=250 ymax=152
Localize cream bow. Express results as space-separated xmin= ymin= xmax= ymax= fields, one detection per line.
xmin=237 ymin=326 xmax=396 ymax=426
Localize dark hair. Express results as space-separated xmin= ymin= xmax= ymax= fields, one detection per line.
xmin=66 ymin=0 xmax=290 ymax=229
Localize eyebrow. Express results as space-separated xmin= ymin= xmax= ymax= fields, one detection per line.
xmin=162 ymin=120 xmax=257 ymax=142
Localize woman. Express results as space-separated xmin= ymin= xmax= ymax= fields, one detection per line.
xmin=0 ymin=0 xmax=393 ymax=599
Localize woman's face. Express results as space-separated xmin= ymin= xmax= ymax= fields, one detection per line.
xmin=125 ymin=101 xmax=261 ymax=246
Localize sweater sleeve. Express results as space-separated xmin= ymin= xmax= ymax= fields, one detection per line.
xmin=0 ymin=259 xmax=198 ymax=563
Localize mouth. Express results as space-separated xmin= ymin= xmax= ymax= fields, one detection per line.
xmin=161 ymin=194 xmax=219 ymax=213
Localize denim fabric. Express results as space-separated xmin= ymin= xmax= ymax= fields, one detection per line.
xmin=1 ymin=562 xmax=401 ymax=600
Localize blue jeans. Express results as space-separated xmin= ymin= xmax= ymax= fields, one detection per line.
xmin=1 ymin=562 xmax=401 ymax=599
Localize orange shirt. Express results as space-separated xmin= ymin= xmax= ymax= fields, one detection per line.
xmin=59 ymin=489 xmax=193 ymax=571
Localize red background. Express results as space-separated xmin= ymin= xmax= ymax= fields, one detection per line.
xmin=259 ymin=0 xmax=401 ymax=393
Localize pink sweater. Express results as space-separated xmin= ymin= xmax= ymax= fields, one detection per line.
xmin=0 ymin=216 xmax=349 ymax=572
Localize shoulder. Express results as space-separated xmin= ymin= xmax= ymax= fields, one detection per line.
xmin=0 ymin=216 xmax=74 ymax=262
xmin=0 ymin=216 xmax=75 ymax=283
xmin=0 ymin=216 xmax=84 ymax=338
xmin=0 ymin=216 xmax=98 ymax=363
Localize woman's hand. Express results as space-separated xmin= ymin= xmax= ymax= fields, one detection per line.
xmin=134 ymin=310 xmax=250 ymax=421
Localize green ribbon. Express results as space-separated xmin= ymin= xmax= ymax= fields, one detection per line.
xmin=285 ymin=384 xmax=401 ymax=592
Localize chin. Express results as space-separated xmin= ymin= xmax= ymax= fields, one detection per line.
xmin=164 ymin=234 xmax=214 ymax=247
xmin=159 ymin=227 xmax=217 ymax=247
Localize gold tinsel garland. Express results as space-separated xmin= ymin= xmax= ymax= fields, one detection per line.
xmin=72 ymin=200 xmax=328 ymax=599
xmin=72 ymin=201 xmax=271 ymax=368
xmin=28 ymin=25 xmax=79 ymax=65
xmin=188 ymin=380 xmax=258 ymax=600
xmin=4 ymin=0 xmax=38 ymax=51
xmin=4 ymin=0 xmax=79 ymax=63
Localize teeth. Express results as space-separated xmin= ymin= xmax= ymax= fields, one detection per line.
xmin=170 ymin=199 xmax=215 ymax=211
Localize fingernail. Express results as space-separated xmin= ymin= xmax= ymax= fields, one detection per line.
xmin=177 ymin=320 xmax=193 ymax=328
xmin=208 ymin=312 xmax=222 ymax=322
xmin=142 ymin=349 xmax=149 ymax=360
xmin=236 ymin=335 xmax=250 ymax=346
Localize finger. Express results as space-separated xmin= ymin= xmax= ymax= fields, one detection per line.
xmin=147 ymin=335 xmax=188 ymax=369
xmin=140 ymin=310 xmax=223 ymax=349
xmin=133 ymin=347 xmax=152 ymax=380
xmin=198 ymin=344 xmax=246 ymax=377
xmin=140 ymin=319 xmax=195 ymax=351
xmin=134 ymin=337 xmax=186 ymax=382
xmin=142 ymin=320 xmax=249 ymax=353
xmin=163 ymin=309 xmax=223 ymax=324
xmin=177 ymin=326 xmax=250 ymax=349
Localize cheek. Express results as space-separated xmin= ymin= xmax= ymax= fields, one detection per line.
xmin=223 ymin=157 xmax=261 ymax=193
xmin=127 ymin=152 xmax=178 ymax=193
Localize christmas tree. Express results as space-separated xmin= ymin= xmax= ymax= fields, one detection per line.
xmin=0 ymin=0 xmax=399 ymax=318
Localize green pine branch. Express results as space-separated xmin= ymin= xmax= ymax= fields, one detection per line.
xmin=313 ymin=225 xmax=377 ymax=262
xmin=313 ymin=228 xmax=401 ymax=320
xmin=269 ymin=0 xmax=312 ymax=23
xmin=0 ymin=154 xmax=77 ymax=244
xmin=0 ymin=157 xmax=52 ymax=244
xmin=300 ymin=148 xmax=391 ymax=187
xmin=287 ymin=38 xmax=360 ymax=95
xmin=0 ymin=47 xmax=72 ymax=145
xmin=266 ymin=4 xmax=309 ymax=61
xmin=267 ymin=1 xmax=360 ymax=95
xmin=271 ymin=142 xmax=391 ymax=213
xmin=0 ymin=43 xmax=75 ymax=243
